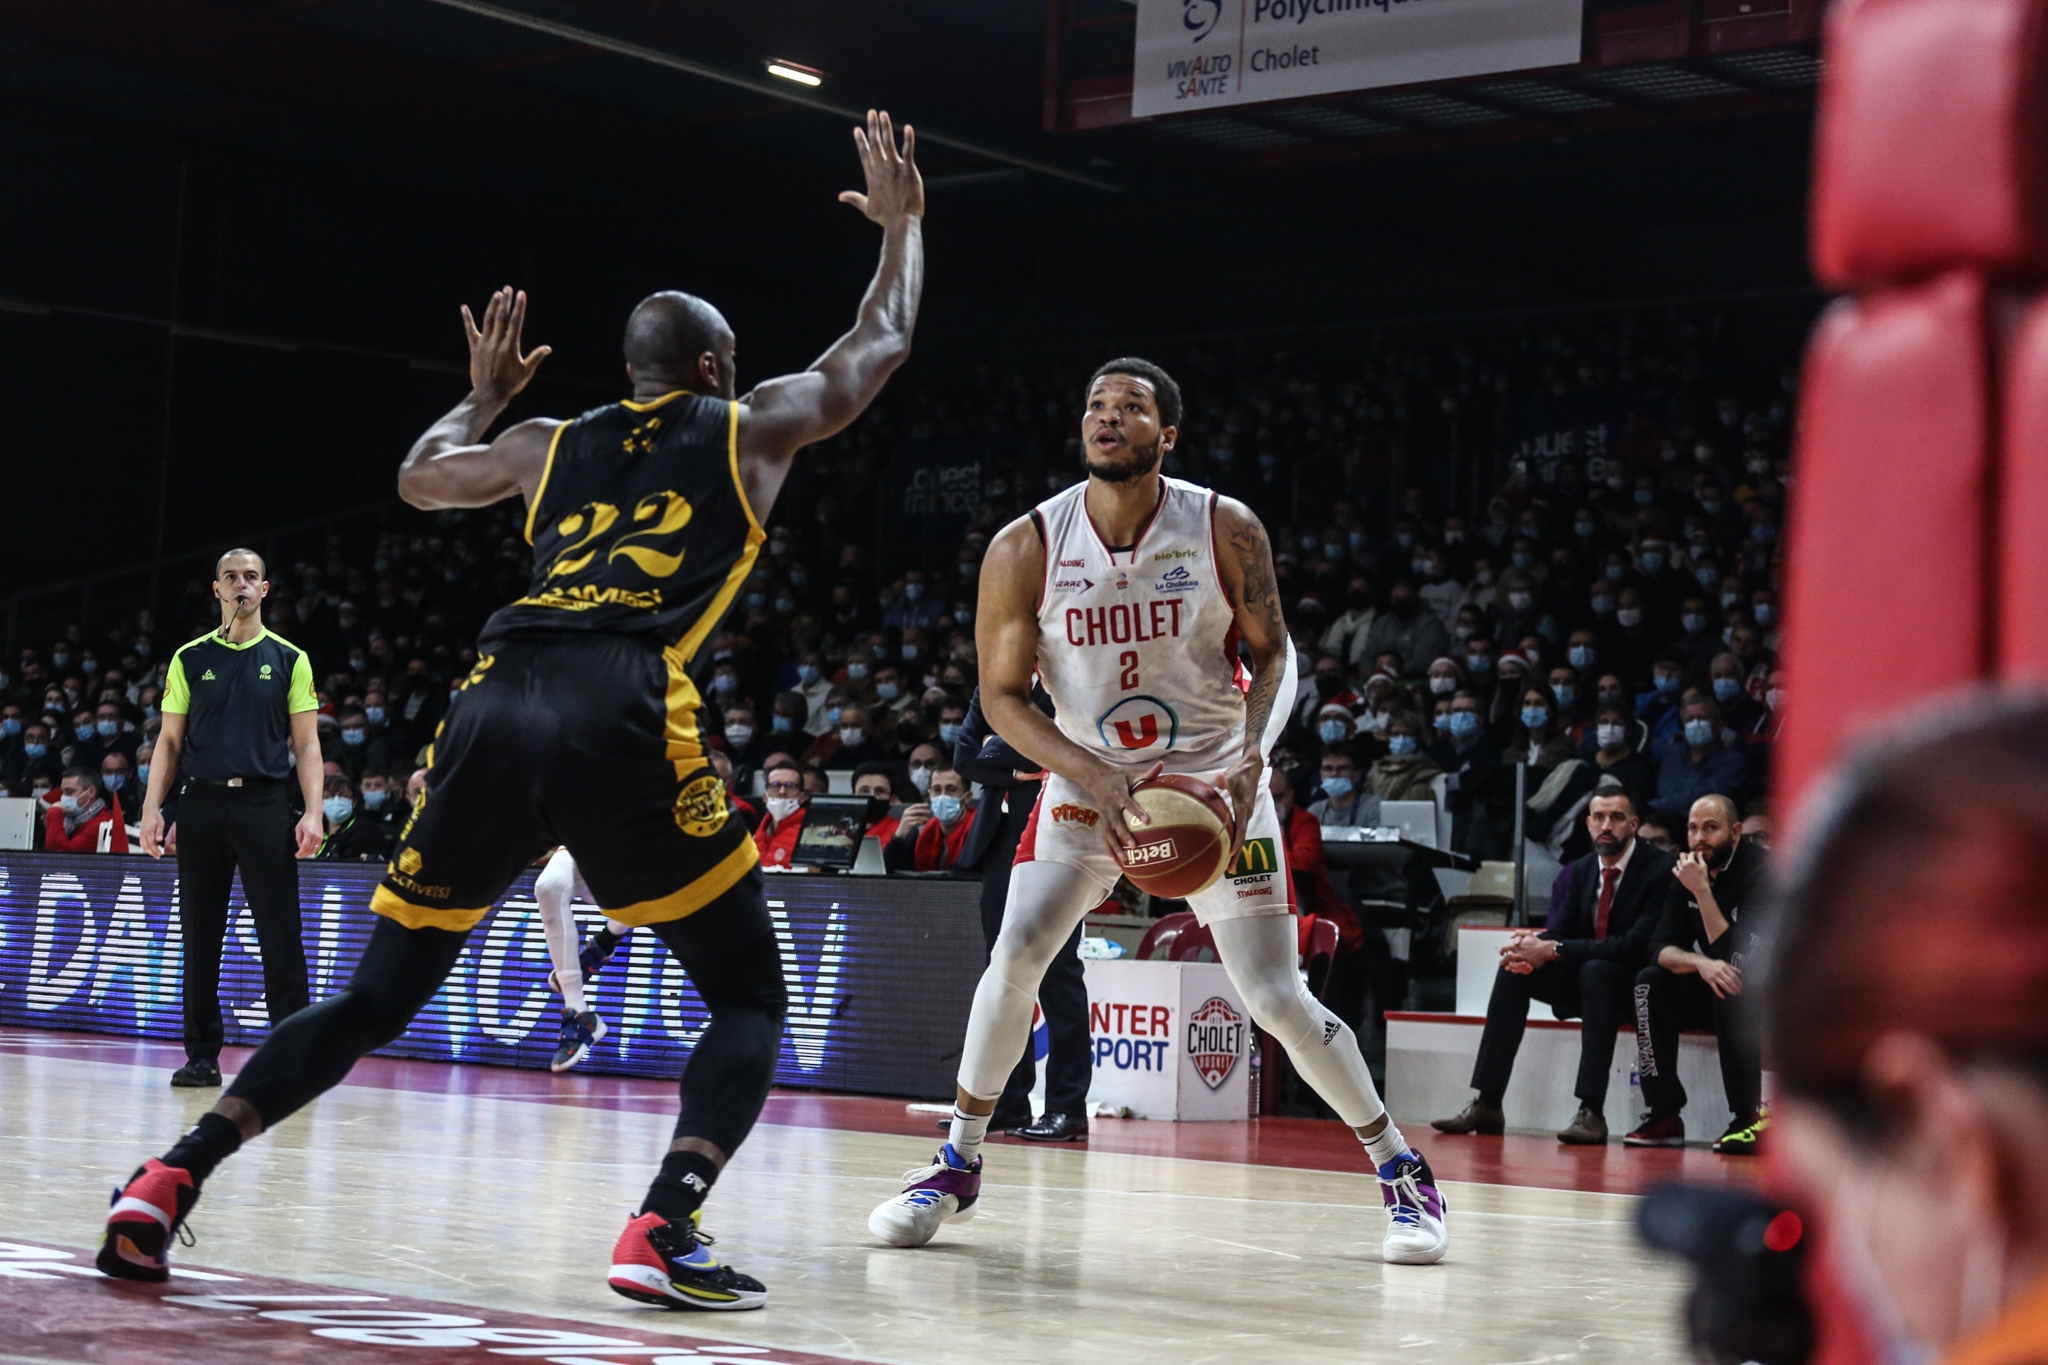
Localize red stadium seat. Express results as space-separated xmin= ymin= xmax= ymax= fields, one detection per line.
xmin=1812 ymin=0 xmax=2048 ymax=288
xmin=1166 ymin=921 xmax=1219 ymax=963
xmin=1134 ymin=910 xmax=1196 ymax=960
xmin=2001 ymin=293 xmax=2048 ymax=674
xmin=1779 ymin=272 xmax=1995 ymax=814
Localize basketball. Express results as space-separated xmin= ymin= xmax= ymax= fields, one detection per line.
xmin=1113 ymin=774 xmax=1238 ymax=899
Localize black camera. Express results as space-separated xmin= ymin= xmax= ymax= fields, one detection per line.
xmin=1638 ymin=1182 xmax=1814 ymax=1365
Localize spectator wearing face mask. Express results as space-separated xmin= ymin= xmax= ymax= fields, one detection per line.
xmin=768 ymin=690 xmax=809 ymax=750
xmin=1415 ymin=551 xmax=1466 ymax=629
xmin=75 ymin=701 xmax=137 ymax=775
xmin=807 ymin=704 xmax=886 ymax=771
xmin=19 ymin=722 xmax=63 ymax=795
xmin=1545 ymin=664 xmax=1591 ymax=743
xmin=1582 ymin=702 xmax=1655 ymax=816
xmin=1361 ymin=579 xmax=1450 ymax=678
xmin=315 ymin=774 xmax=388 ymax=862
xmin=1313 ymin=703 xmax=1356 ymax=758
xmin=1510 ymin=684 xmax=1577 ymax=770
xmin=1636 ymin=653 xmax=1690 ymax=750
xmin=882 ymin=571 xmax=945 ymax=634
xmin=328 ymin=704 xmax=394 ymax=784
xmin=1649 ymin=696 xmax=1751 ymax=823
xmin=752 ymin=763 xmax=810 ymax=869
xmin=99 ymin=751 xmax=141 ymax=823
xmin=1705 ymin=652 xmax=1762 ymax=734
xmin=357 ymin=767 xmax=404 ymax=841
xmin=1364 ymin=713 xmax=1442 ymax=800
xmin=791 ymin=653 xmax=835 ymax=736
xmin=907 ymin=763 xmax=976 ymax=871
xmin=1492 ymin=572 xmax=1548 ymax=650
xmin=1298 ymin=656 xmax=1361 ymax=732
xmin=851 ymin=763 xmax=912 ymax=847
xmin=935 ymin=698 xmax=969 ymax=751
xmin=46 ymin=768 xmax=127 ymax=852
xmin=1603 ymin=586 xmax=1656 ymax=687
xmin=1310 ymin=746 xmax=1380 ymax=828
xmin=715 ymin=702 xmax=770 ymax=774
xmin=1671 ymin=594 xmax=1720 ymax=676
xmin=869 ymin=663 xmax=914 ymax=715
xmin=1423 ymin=656 xmax=1463 ymax=711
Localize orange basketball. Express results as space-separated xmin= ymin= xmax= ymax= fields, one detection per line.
xmin=1113 ymin=774 xmax=1237 ymax=899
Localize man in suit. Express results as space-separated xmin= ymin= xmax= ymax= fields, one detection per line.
xmin=1431 ymin=787 xmax=1677 ymax=1144
xmin=950 ymin=684 xmax=1092 ymax=1142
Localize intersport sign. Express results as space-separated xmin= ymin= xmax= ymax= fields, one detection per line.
xmin=1132 ymin=0 xmax=1583 ymax=118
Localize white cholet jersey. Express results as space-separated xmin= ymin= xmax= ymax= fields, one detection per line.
xmin=1031 ymin=475 xmax=1286 ymax=776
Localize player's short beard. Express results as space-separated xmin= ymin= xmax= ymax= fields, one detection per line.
xmin=1085 ymin=436 xmax=1164 ymax=484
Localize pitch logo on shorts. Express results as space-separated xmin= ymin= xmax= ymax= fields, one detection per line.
xmin=1186 ymin=996 xmax=1245 ymax=1088
xmin=1051 ymin=802 xmax=1099 ymax=828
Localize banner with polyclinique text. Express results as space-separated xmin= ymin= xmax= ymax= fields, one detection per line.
xmin=1132 ymin=0 xmax=1584 ymax=119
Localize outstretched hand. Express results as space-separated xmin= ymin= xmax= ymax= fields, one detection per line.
xmin=462 ymin=286 xmax=551 ymax=406
xmin=838 ymin=108 xmax=923 ymax=227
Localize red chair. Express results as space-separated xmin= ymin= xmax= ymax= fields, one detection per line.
xmin=1165 ymin=921 xmax=1218 ymax=963
xmin=1302 ymin=916 xmax=1339 ymax=1004
xmin=1135 ymin=910 xmax=1196 ymax=960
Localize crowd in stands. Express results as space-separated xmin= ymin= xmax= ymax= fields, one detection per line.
xmin=0 ymin=313 xmax=1795 ymax=909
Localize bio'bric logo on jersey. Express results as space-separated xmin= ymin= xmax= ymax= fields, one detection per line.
xmin=1097 ymin=695 xmax=1180 ymax=754
xmin=1183 ymin=0 xmax=1224 ymax=41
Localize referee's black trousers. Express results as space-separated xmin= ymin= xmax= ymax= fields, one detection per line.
xmin=177 ymin=782 xmax=308 ymax=1062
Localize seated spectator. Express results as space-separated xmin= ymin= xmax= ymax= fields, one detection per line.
xmin=870 ymin=663 xmax=913 ymax=715
xmin=852 ymin=761 xmax=921 ymax=852
xmin=903 ymin=740 xmax=942 ymax=797
xmin=75 ymin=700 xmax=138 ymax=774
xmin=1547 ymin=664 xmax=1588 ymax=741
xmin=1637 ymin=654 xmax=1688 ymax=749
xmin=1310 ymin=745 xmax=1380 ymax=828
xmin=1707 ymin=653 xmax=1762 ymax=733
xmin=1508 ymin=685 xmax=1577 ymax=770
xmin=1628 ymin=794 xmax=1769 ymax=1153
xmin=1434 ymin=791 xmax=1675 ymax=1143
xmin=753 ymin=762 xmax=809 ymax=869
xmin=800 ymin=764 xmax=830 ymax=797
xmin=99 ymin=751 xmax=141 ymax=823
xmin=1313 ymin=703 xmax=1355 ymax=752
xmin=358 ymin=767 xmax=404 ymax=840
xmin=46 ymin=768 xmax=126 ymax=852
xmin=317 ymin=774 xmax=389 ymax=862
xmin=910 ymin=763 xmax=975 ymax=870
xmin=806 ymin=704 xmax=887 ymax=770
xmin=1362 ymin=578 xmax=1449 ymax=676
xmin=1584 ymin=702 xmax=1654 ymax=815
xmin=716 ymin=703 xmax=772 ymax=776
xmin=1424 ymin=656 xmax=1462 ymax=706
xmin=1364 ymin=713 xmax=1442 ymax=800
xmin=768 ymin=691 xmax=809 ymax=748
xmin=1649 ymin=697 xmax=1751 ymax=822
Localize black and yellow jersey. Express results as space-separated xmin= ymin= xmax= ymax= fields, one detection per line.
xmin=479 ymin=390 xmax=765 ymax=661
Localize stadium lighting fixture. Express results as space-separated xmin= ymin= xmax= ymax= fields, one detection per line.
xmin=766 ymin=60 xmax=823 ymax=87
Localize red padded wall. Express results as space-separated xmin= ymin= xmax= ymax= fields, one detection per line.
xmin=2001 ymin=294 xmax=2048 ymax=673
xmin=1812 ymin=0 xmax=2048 ymax=289
xmin=1778 ymin=272 xmax=1996 ymax=817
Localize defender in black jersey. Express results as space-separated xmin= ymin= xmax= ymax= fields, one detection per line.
xmin=98 ymin=111 xmax=925 ymax=1310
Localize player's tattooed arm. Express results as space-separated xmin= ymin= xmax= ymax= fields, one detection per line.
xmin=399 ymin=285 xmax=557 ymax=511
xmin=1216 ymin=498 xmax=1289 ymax=854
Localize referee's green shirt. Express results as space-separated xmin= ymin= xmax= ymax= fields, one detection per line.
xmin=161 ymin=627 xmax=318 ymax=782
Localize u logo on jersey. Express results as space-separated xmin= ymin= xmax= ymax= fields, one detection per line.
xmin=1097 ymin=695 xmax=1180 ymax=756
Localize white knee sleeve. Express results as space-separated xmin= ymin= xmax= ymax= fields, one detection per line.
xmin=958 ymin=860 xmax=1108 ymax=1101
xmin=1210 ymin=915 xmax=1387 ymax=1130
xmin=535 ymin=850 xmax=585 ymax=1011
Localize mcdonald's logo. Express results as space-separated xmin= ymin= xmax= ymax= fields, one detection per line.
xmin=1227 ymin=837 xmax=1277 ymax=879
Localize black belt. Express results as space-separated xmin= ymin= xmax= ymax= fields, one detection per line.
xmin=201 ymin=776 xmax=285 ymax=789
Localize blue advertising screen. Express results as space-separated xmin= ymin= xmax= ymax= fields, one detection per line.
xmin=0 ymin=853 xmax=985 ymax=1098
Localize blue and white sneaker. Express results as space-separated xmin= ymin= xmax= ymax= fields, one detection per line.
xmin=1378 ymin=1150 xmax=1449 ymax=1264
xmin=868 ymin=1144 xmax=982 ymax=1248
xmin=549 ymin=1009 xmax=606 ymax=1073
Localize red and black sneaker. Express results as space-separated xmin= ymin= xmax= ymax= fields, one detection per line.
xmin=1622 ymin=1114 xmax=1689 ymax=1148
xmin=609 ymin=1210 xmax=766 ymax=1311
xmin=96 ymin=1159 xmax=198 ymax=1282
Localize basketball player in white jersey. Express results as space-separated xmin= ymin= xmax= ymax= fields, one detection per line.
xmin=868 ymin=358 xmax=1448 ymax=1264
xmin=534 ymin=847 xmax=633 ymax=1071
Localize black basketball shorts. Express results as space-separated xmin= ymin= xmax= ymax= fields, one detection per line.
xmin=371 ymin=633 xmax=758 ymax=932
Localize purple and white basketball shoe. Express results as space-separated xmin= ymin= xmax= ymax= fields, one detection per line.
xmin=868 ymin=1144 xmax=982 ymax=1248
xmin=1378 ymin=1150 xmax=1450 ymax=1264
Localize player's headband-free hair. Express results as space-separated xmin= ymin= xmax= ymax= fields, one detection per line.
xmin=215 ymin=547 xmax=267 ymax=580
xmin=1087 ymin=357 xmax=1182 ymax=429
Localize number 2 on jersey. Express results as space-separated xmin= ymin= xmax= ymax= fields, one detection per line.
xmin=1119 ymin=650 xmax=1139 ymax=691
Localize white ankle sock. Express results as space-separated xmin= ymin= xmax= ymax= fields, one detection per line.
xmin=1361 ymin=1120 xmax=1409 ymax=1171
xmin=947 ymin=1108 xmax=991 ymax=1165
xmin=557 ymin=966 xmax=586 ymax=1015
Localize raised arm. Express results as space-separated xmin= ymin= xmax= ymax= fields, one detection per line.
xmin=976 ymin=517 xmax=1156 ymax=852
xmin=397 ymin=286 xmax=558 ymax=511
xmin=734 ymin=110 xmax=924 ymax=515
xmin=1214 ymin=496 xmax=1289 ymax=856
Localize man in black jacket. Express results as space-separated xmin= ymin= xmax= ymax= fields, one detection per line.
xmin=950 ymin=683 xmax=1092 ymax=1142
xmin=1626 ymin=793 xmax=1770 ymax=1154
xmin=1433 ymin=789 xmax=1677 ymax=1144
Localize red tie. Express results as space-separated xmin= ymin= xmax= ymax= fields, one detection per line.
xmin=1594 ymin=865 xmax=1620 ymax=940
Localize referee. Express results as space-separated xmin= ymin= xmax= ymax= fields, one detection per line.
xmin=139 ymin=549 xmax=321 ymax=1089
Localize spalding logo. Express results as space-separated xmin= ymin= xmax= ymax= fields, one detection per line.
xmin=1187 ymin=996 xmax=1245 ymax=1088
xmin=1123 ymin=836 xmax=1179 ymax=866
